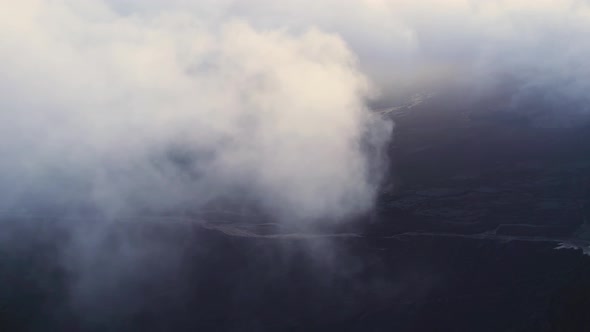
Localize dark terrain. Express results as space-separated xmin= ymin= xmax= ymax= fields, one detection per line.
xmin=2 ymin=93 xmax=590 ymax=331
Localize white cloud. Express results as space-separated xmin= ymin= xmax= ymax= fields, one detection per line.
xmin=169 ymin=0 xmax=590 ymax=106
xmin=2 ymin=0 xmax=590 ymax=223
xmin=0 ymin=0 xmax=391 ymax=223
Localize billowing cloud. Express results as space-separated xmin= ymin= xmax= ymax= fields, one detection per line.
xmin=0 ymin=0 xmax=391 ymax=224
xmin=101 ymin=0 xmax=590 ymax=113
xmin=2 ymin=0 xmax=589 ymax=222
xmin=3 ymin=0 xmax=590 ymax=326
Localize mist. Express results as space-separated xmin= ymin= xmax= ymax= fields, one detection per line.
xmin=0 ymin=0 xmax=395 ymax=224
xmin=3 ymin=1 xmax=590 ymax=329
xmin=3 ymin=0 xmax=590 ymax=222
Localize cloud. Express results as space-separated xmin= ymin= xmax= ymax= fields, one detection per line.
xmin=3 ymin=0 xmax=590 ymax=326
xmin=103 ymin=1 xmax=590 ymax=116
xmin=0 ymin=0 xmax=391 ymax=224
xmin=2 ymin=0 xmax=589 ymax=220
